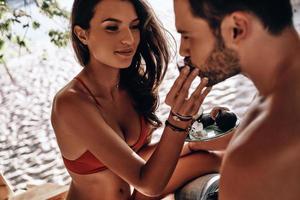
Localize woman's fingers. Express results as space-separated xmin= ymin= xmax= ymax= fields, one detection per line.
xmin=166 ymin=66 xmax=212 ymax=120
xmin=172 ymin=68 xmax=199 ymax=112
xmin=181 ymin=78 xmax=210 ymax=114
xmin=165 ymin=66 xmax=190 ymax=106
xmin=190 ymin=77 xmax=209 ymax=102
xmin=191 ymin=85 xmax=212 ymax=114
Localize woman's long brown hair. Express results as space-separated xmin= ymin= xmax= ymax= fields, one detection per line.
xmin=71 ymin=0 xmax=170 ymax=128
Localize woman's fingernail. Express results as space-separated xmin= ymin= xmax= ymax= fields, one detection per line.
xmin=193 ymin=68 xmax=199 ymax=75
xmin=183 ymin=66 xmax=190 ymax=73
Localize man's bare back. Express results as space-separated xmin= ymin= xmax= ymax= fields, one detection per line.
xmin=221 ymin=64 xmax=300 ymax=200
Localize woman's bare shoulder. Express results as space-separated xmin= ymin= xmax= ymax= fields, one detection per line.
xmin=51 ymin=80 xmax=96 ymax=127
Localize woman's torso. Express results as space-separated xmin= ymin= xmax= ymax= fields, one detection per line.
xmin=51 ymin=76 xmax=152 ymax=200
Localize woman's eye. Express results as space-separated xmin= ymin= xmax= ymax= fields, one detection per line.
xmin=106 ymin=26 xmax=119 ymax=31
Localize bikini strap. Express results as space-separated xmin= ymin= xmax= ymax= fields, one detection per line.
xmin=74 ymin=77 xmax=101 ymax=107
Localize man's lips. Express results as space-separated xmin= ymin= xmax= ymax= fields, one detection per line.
xmin=177 ymin=57 xmax=197 ymax=72
xmin=184 ymin=57 xmax=197 ymax=69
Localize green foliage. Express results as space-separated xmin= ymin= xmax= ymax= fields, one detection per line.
xmin=0 ymin=37 xmax=4 ymax=63
xmin=0 ymin=55 xmax=4 ymax=64
xmin=0 ymin=39 xmax=4 ymax=50
xmin=0 ymin=1 xmax=7 ymax=19
xmin=0 ymin=19 xmax=11 ymax=32
xmin=0 ymin=0 xmax=70 ymax=62
xmin=16 ymin=35 xmax=26 ymax=47
xmin=48 ymin=30 xmax=69 ymax=47
xmin=32 ymin=21 xmax=40 ymax=29
xmin=39 ymin=0 xmax=69 ymax=18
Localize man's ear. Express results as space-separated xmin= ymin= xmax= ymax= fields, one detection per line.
xmin=74 ymin=25 xmax=89 ymax=45
xmin=221 ymin=12 xmax=250 ymax=45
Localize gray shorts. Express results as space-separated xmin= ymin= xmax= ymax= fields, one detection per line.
xmin=175 ymin=173 xmax=219 ymax=200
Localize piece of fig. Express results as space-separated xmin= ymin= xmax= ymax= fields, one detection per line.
xmin=198 ymin=113 xmax=215 ymax=128
xmin=215 ymin=110 xmax=237 ymax=132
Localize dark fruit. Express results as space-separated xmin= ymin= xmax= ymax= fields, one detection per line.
xmin=198 ymin=113 xmax=215 ymax=128
xmin=215 ymin=110 xmax=237 ymax=132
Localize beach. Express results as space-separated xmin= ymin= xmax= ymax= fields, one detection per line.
xmin=1 ymin=0 xmax=299 ymax=192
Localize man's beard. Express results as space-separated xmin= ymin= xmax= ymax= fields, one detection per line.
xmin=186 ymin=35 xmax=242 ymax=87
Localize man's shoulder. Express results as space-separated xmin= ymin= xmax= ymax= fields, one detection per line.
xmin=225 ymin=102 xmax=300 ymax=164
xmin=220 ymin=115 xmax=300 ymax=199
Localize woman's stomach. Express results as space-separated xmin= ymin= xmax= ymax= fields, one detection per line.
xmin=67 ymin=169 xmax=132 ymax=200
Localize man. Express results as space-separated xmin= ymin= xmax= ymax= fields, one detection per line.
xmin=173 ymin=0 xmax=300 ymax=199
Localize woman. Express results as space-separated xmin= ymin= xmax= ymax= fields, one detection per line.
xmin=51 ymin=0 xmax=220 ymax=199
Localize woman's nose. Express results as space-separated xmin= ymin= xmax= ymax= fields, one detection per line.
xmin=121 ymin=28 xmax=134 ymax=46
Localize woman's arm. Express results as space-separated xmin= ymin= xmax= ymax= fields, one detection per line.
xmin=52 ymin=67 xmax=211 ymax=197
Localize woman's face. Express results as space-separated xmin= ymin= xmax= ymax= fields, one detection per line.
xmin=77 ymin=0 xmax=141 ymax=69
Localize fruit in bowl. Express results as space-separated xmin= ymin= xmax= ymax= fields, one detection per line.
xmin=197 ymin=113 xmax=215 ymax=128
xmin=215 ymin=110 xmax=238 ymax=132
xmin=187 ymin=107 xmax=238 ymax=141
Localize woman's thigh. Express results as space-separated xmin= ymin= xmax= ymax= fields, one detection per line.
xmin=134 ymin=144 xmax=221 ymax=199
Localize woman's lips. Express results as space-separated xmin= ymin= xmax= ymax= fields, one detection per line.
xmin=115 ymin=49 xmax=134 ymax=57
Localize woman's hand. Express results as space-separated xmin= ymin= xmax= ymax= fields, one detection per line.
xmin=165 ymin=66 xmax=212 ymax=128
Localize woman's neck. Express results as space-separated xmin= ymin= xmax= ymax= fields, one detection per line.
xmin=82 ymin=61 xmax=121 ymax=100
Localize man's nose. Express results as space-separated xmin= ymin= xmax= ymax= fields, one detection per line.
xmin=179 ymin=39 xmax=190 ymax=57
xmin=121 ymin=28 xmax=134 ymax=46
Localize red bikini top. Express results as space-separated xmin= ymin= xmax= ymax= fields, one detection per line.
xmin=62 ymin=77 xmax=150 ymax=175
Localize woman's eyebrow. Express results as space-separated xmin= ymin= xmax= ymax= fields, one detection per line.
xmin=102 ymin=18 xmax=121 ymax=23
xmin=101 ymin=18 xmax=140 ymax=23
xmin=131 ymin=18 xmax=140 ymax=22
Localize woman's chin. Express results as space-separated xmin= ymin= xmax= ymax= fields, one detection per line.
xmin=113 ymin=62 xmax=132 ymax=69
xmin=111 ymin=58 xmax=134 ymax=69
